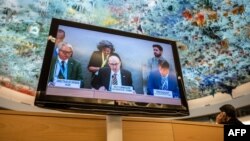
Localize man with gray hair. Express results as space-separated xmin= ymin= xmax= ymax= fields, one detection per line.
xmin=49 ymin=42 xmax=84 ymax=88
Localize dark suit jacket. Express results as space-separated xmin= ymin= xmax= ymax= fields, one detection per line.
xmin=221 ymin=118 xmax=244 ymax=125
xmin=93 ymin=67 xmax=133 ymax=90
xmin=147 ymin=70 xmax=179 ymax=98
xmin=87 ymin=51 xmax=120 ymax=74
xmin=88 ymin=51 xmax=121 ymax=87
xmin=49 ymin=57 xmax=84 ymax=88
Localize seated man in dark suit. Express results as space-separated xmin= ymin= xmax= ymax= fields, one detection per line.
xmin=93 ymin=55 xmax=133 ymax=91
xmin=216 ymin=104 xmax=244 ymax=125
xmin=147 ymin=60 xmax=179 ymax=98
xmin=48 ymin=42 xmax=84 ymax=88
xmin=87 ymin=40 xmax=120 ymax=87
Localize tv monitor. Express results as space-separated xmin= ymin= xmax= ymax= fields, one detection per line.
xmin=35 ymin=18 xmax=189 ymax=117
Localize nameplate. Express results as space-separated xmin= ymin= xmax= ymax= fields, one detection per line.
xmin=111 ymin=85 xmax=133 ymax=94
xmin=153 ymin=89 xmax=173 ymax=98
xmin=53 ymin=79 xmax=81 ymax=88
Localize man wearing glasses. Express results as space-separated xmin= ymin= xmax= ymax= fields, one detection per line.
xmin=48 ymin=42 xmax=84 ymax=88
xmin=93 ymin=55 xmax=133 ymax=91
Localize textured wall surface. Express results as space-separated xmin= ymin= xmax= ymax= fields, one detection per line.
xmin=0 ymin=0 xmax=249 ymax=99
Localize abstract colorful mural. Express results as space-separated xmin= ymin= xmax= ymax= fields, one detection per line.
xmin=0 ymin=0 xmax=249 ymax=99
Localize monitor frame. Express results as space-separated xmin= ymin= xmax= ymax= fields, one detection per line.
xmin=35 ymin=18 xmax=189 ymax=117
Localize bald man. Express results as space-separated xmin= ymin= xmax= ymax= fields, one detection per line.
xmin=93 ymin=55 xmax=133 ymax=91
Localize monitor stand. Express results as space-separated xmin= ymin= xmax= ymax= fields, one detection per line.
xmin=106 ymin=115 xmax=122 ymax=141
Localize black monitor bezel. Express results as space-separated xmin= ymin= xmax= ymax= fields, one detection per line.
xmin=35 ymin=18 xmax=189 ymax=117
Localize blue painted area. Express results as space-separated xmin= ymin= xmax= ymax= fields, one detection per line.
xmin=0 ymin=0 xmax=249 ymax=99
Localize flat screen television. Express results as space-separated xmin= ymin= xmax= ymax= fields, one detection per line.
xmin=35 ymin=18 xmax=189 ymax=117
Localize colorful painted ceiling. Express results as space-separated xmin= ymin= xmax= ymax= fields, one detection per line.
xmin=0 ymin=0 xmax=249 ymax=99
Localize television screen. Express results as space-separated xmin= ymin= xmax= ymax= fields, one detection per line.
xmin=35 ymin=18 xmax=189 ymax=117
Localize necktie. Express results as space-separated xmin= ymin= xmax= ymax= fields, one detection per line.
xmin=61 ymin=61 xmax=65 ymax=71
xmin=112 ymin=73 xmax=118 ymax=85
xmin=58 ymin=61 xmax=65 ymax=79
xmin=161 ymin=77 xmax=168 ymax=90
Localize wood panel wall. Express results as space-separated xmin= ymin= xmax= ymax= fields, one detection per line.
xmin=0 ymin=110 xmax=224 ymax=141
xmin=123 ymin=118 xmax=223 ymax=141
xmin=0 ymin=110 xmax=106 ymax=141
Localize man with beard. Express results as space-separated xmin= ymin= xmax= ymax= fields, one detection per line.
xmin=148 ymin=44 xmax=166 ymax=71
xmin=141 ymin=44 xmax=167 ymax=95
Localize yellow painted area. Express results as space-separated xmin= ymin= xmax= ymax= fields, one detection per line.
xmin=0 ymin=36 xmax=37 ymax=49
xmin=102 ymin=16 xmax=119 ymax=26
xmin=67 ymin=8 xmax=76 ymax=15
